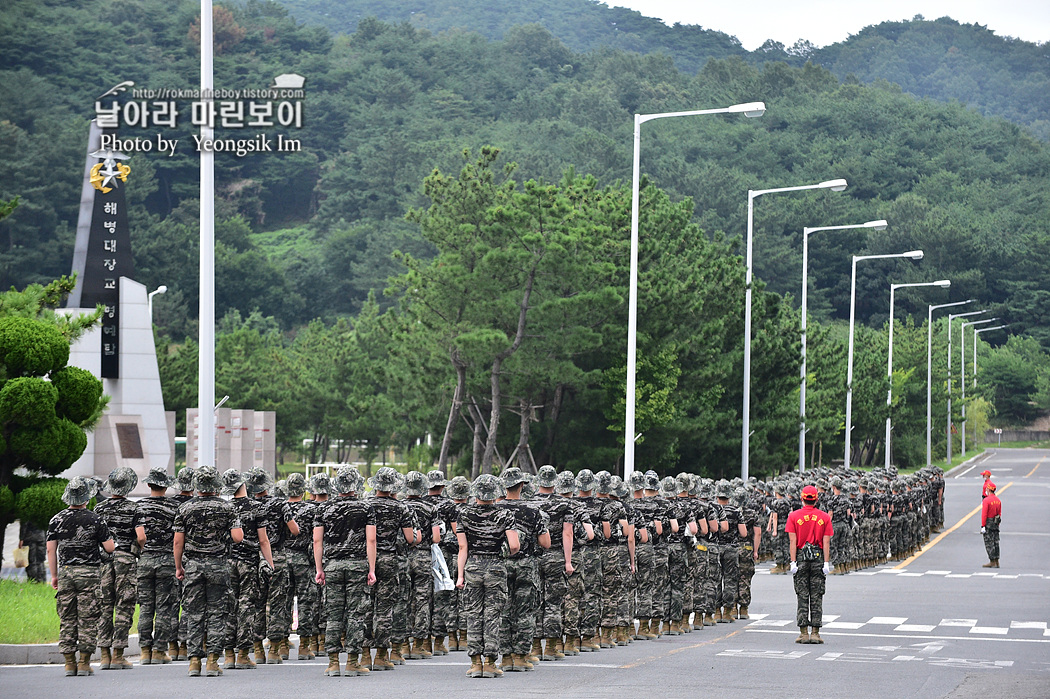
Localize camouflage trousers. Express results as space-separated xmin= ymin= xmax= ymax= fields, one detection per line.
xmin=793 ymin=559 xmax=825 ymax=628
xmin=407 ymin=547 xmax=433 ymax=639
xmin=701 ymin=544 xmax=721 ymax=613
xmin=716 ymin=545 xmax=739 ymax=609
xmin=830 ymin=526 xmax=848 ymax=565
xmin=57 ymin=565 xmax=101 ymax=654
xmin=175 ymin=578 xmax=187 ymax=643
xmin=136 ymin=552 xmax=177 ymax=649
xmin=665 ymin=543 xmax=686 ymax=622
xmin=182 ymin=554 xmax=231 ymax=658
xmin=323 ymin=558 xmax=372 ymax=654
xmin=262 ymin=550 xmax=290 ymax=642
xmin=500 ymin=557 xmax=539 ymax=654
xmin=691 ymin=542 xmax=711 ymax=615
xmin=889 ymin=517 xmax=904 ymax=557
xmin=599 ymin=545 xmax=631 ymax=627
xmin=432 ymin=547 xmax=458 ymax=637
xmin=563 ymin=546 xmax=599 ymax=637
xmin=392 ymin=556 xmax=410 ymax=644
xmin=370 ymin=553 xmax=400 ymax=649
xmin=97 ymin=550 xmax=137 ymax=649
xmin=983 ymin=518 xmax=1000 ymax=560
xmin=860 ymin=519 xmax=875 ymax=560
xmin=681 ymin=541 xmax=695 ymax=614
xmin=651 ymin=545 xmax=669 ymax=620
xmin=225 ymin=558 xmax=260 ymax=650
xmin=633 ymin=541 xmax=657 ymax=619
xmin=774 ymin=528 xmax=789 ymax=568
xmin=286 ymin=550 xmax=319 ymax=637
xmin=737 ymin=544 xmax=756 ymax=608
xmin=537 ymin=547 xmax=568 ymax=637
xmin=464 ymin=556 xmax=507 ymax=657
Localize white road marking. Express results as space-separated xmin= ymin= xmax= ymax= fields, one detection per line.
xmin=895 ymin=624 xmax=937 ymax=632
xmin=717 ymin=649 xmax=808 ymax=659
xmin=824 ymin=621 xmax=865 ymax=629
xmin=747 ymin=628 xmax=1050 ymax=644
xmin=970 ymin=626 xmax=1009 ymax=635
xmin=868 ymin=617 xmax=909 ymax=624
xmin=940 ymin=619 xmax=978 ymax=627
xmin=1010 ymin=622 xmax=1047 ymax=629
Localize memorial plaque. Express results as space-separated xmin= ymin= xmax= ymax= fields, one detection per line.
xmin=116 ymin=422 xmax=144 ymax=459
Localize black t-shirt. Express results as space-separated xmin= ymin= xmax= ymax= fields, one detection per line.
xmin=47 ymin=508 xmax=111 ymax=567
xmin=370 ymin=496 xmax=415 ymax=554
xmin=135 ymin=496 xmax=178 ymax=556
xmin=499 ymin=499 xmax=549 ymax=557
xmin=94 ymin=497 xmax=139 ymax=553
xmin=598 ymin=498 xmax=628 ymax=545
xmin=285 ymin=500 xmax=316 ymax=554
xmin=535 ymin=493 xmax=575 ymax=549
xmin=256 ymin=495 xmax=295 ymax=550
xmin=455 ymin=503 xmax=515 ymax=556
xmin=174 ymin=496 xmax=241 ymax=556
xmin=229 ymin=496 xmax=268 ymax=563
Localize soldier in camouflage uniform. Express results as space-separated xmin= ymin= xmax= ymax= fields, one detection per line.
xmin=245 ymin=466 xmax=299 ymax=663
xmin=700 ymin=482 xmax=725 ymax=625
xmin=734 ymin=487 xmax=761 ymax=619
xmin=283 ymin=473 xmax=319 ymax=660
xmin=401 ymin=471 xmax=441 ymax=660
xmin=314 ymin=466 xmax=375 ymax=677
xmin=533 ymin=466 xmax=575 ymax=658
xmin=658 ymin=477 xmax=686 ymax=635
xmin=445 ymin=476 xmax=472 ymax=650
xmin=369 ymin=467 xmax=418 ymax=670
xmin=674 ymin=473 xmax=699 ymax=633
xmin=48 ymin=477 xmax=115 ymax=677
xmin=307 ymin=473 xmax=332 ymax=651
xmin=628 ymin=471 xmax=658 ymax=640
xmin=94 ymin=466 xmax=140 ymax=670
xmin=221 ymin=469 xmax=273 ymax=670
xmin=573 ymin=469 xmax=605 ymax=650
xmin=558 ymin=471 xmax=596 ymax=653
xmin=135 ymin=467 xmax=179 ymax=665
xmin=174 ymin=466 xmax=244 ymax=677
xmin=456 ymin=474 xmax=519 ymax=678
xmin=171 ymin=466 xmax=196 ymax=661
xmin=768 ymin=484 xmax=792 ymax=574
xmin=685 ymin=477 xmax=711 ymax=630
xmin=594 ymin=471 xmax=632 ymax=647
xmin=17 ymin=519 xmax=46 ymax=583
xmin=423 ymin=470 xmax=456 ymax=654
xmin=498 ymin=467 xmax=550 ymax=671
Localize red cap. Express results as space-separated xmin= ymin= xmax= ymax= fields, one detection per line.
xmin=801 ymin=485 xmax=819 ymax=501
xmin=981 ymin=470 xmax=991 ymax=477
xmin=986 ymin=482 xmax=996 ymax=491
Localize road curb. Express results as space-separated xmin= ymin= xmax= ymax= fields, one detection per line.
xmin=0 ymin=634 xmax=141 ymax=665
xmin=944 ymin=449 xmax=990 ymax=477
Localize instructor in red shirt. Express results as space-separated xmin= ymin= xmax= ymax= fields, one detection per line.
xmin=981 ymin=482 xmax=1002 ymax=568
xmin=787 ymin=485 xmax=832 ymax=645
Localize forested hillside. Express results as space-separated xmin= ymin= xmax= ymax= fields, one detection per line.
xmin=2 ymin=0 xmax=1049 ymax=474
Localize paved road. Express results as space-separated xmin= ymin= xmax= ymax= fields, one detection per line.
xmin=3 ymin=449 xmax=1048 ymax=697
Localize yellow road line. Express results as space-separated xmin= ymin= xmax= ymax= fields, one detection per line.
xmin=894 ymin=481 xmax=1013 ymax=569
xmin=1024 ymin=455 xmax=1045 ymax=478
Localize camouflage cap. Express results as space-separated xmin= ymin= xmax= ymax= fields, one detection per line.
xmin=62 ymin=476 xmax=97 ymax=506
xmin=610 ymin=475 xmax=624 ymax=491
xmin=244 ymin=467 xmax=274 ymax=495
xmin=613 ymin=481 xmax=630 ymax=499
xmin=595 ymin=470 xmax=614 ymax=494
xmin=555 ymin=471 xmax=577 ymax=495
xmin=501 ymin=466 xmax=528 ymax=489
xmin=830 ymin=476 xmax=843 ymax=489
xmin=333 ymin=466 xmax=360 ymax=495
xmin=404 ymin=470 xmax=428 ymax=497
xmin=143 ymin=466 xmax=174 ymax=489
xmin=194 ymin=465 xmax=223 ymax=494
xmin=372 ymin=466 xmax=400 ymax=492
xmin=307 ymin=472 xmax=332 ymax=496
xmin=576 ymin=469 xmax=597 ymax=492
xmin=644 ymin=472 xmax=660 ymax=491
xmin=286 ymin=472 xmax=307 ymax=498
xmin=658 ymin=476 xmax=676 ymax=498
xmin=537 ymin=465 xmax=558 ymax=489
xmin=733 ymin=487 xmax=748 ymax=507
xmin=715 ymin=480 xmax=733 ymax=499
xmin=675 ymin=472 xmax=693 ymax=494
xmin=175 ymin=466 xmax=197 ymax=492
xmin=273 ymin=479 xmax=288 ymax=499
xmin=522 ymin=479 xmax=538 ymax=499
xmin=628 ymin=471 xmax=646 ymax=491
xmin=426 ymin=470 xmax=449 ymax=488
xmin=102 ymin=467 xmax=137 ymax=497
xmin=447 ymin=475 xmax=471 ymax=500
xmin=472 ymin=474 xmax=501 ymax=501
xmin=221 ymin=468 xmax=244 ymax=496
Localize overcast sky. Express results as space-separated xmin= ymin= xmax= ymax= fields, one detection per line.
xmin=608 ymin=0 xmax=1049 ymax=50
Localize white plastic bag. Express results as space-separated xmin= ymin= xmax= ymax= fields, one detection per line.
xmin=431 ymin=543 xmax=454 ymax=592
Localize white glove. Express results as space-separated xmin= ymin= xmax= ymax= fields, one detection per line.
xmin=822 ymin=562 xmax=831 ymax=576
xmin=981 ymin=526 xmax=985 ymax=534
xmin=790 ymin=561 xmax=798 ymax=575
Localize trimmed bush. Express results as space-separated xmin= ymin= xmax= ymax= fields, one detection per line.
xmin=0 ymin=317 xmax=68 ymax=376
xmin=15 ymin=479 xmax=67 ymax=529
xmin=0 ymin=377 xmax=58 ymax=428
xmin=51 ymin=367 xmax=103 ymax=425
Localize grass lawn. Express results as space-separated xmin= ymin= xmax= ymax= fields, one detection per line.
xmin=0 ymin=578 xmax=139 ymax=644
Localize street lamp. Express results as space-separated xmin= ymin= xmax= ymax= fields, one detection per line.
xmin=885 ymin=279 xmax=951 ymax=467
xmin=199 ymin=0 xmax=216 ymax=468
xmin=624 ymin=101 xmax=766 ymax=480
xmin=798 ymin=219 xmax=887 ymax=471
xmin=960 ymin=318 xmax=998 ymax=457
xmin=946 ymin=309 xmax=986 ymax=464
xmin=844 ymin=250 xmax=924 ymax=468
xmin=927 ymin=300 xmax=974 ymax=467
xmin=148 ymin=285 xmax=167 ymax=323
xmin=971 ymin=324 xmax=1007 ymax=451
xmin=742 ymin=177 xmax=847 ymax=480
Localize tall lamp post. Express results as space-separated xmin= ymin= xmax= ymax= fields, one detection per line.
xmin=198 ymin=0 xmax=216 ymax=468
xmin=624 ymin=101 xmax=766 ymax=480
xmin=148 ymin=285 xmax=167 ymax=323
xmin=927 ymin=300 xmax=973 ymax=467
xmin=844 ymin=250 xmax=924 ymax=468
xmin=960 ymin=318 xmax=997 ymax=457
xmin=971 ymin=324 xmax=1008 ymax=451
xmin=798 ymin=219 xmax=887 ymax=472
xmin=742 ymin=178 xmax=848 ymax=480
xmin=946 ymin=309 xmax=985 ymax=464
xmin=885 ymin=279 xmax=951 ymax=467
